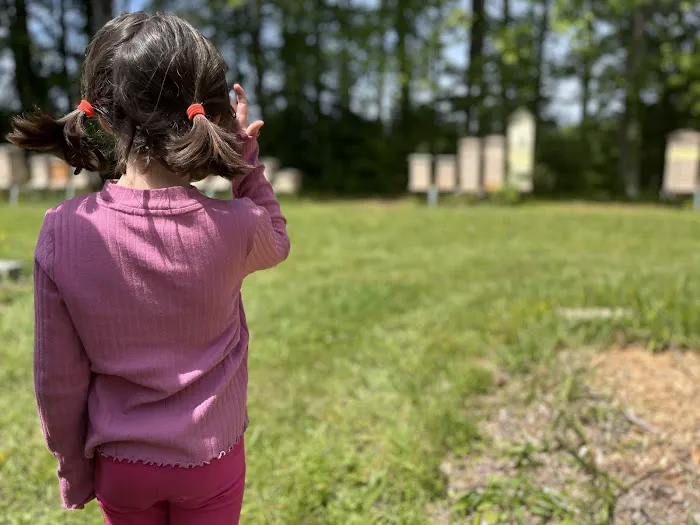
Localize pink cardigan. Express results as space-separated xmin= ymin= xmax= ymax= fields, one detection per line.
xmin=33 ymin=136 xmax=289 ymax=509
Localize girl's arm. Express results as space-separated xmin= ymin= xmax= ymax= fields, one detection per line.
xmin=34 ymin=218 xmax=94 ymax=510
xmin=234 ymin=135 xmax=291 ymax=275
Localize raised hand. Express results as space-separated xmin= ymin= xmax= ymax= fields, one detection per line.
xmin=231 ymin=84 xmax=264 ymax=138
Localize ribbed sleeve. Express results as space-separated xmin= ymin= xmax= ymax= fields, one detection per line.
xmin=34 ymin=217 xmax=94 ymax=510
xmin=234 ymin=135 xmax=291 ymax=275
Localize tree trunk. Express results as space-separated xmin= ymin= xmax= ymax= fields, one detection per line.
xmin=375 ymin=0 xmax=388 ymax=125
xmin=249 ymin=0 xmax=267 ymax=117
xmin=311 ymin=0 xmax=325 ymax=120
xmin=87 ymin=0 xmax=113 ymax=37
xmin=280 ymin=13 xmax=294 ymax=103
xmin=581 ymin=57 xmax=591 ymax=128
xmin=336 ymin=1 xmax=352 ymax=113
xmin=533 ymin=0 xmax=551 ymax=160
xmin=500 ymin=0 xmax=510 ymax=135
xmin=500 ymin=0 xmax=511 ymax=180
xmin=8 ymin=0 xmax=44 ymax=110
xmin=466 ymin=0 xmax=485 ymax=135
xmin=619 ymin=5 xmax=645 ymax=199
xmin=58 ymin=0 xmax=75 ymax=107
xmin=579 ymin=1 xmax=593 ymax=167
xmin=465 ymin=0 xmax=486 ymax=194
xmin=395 ymin=0 xmax=411 ymax=128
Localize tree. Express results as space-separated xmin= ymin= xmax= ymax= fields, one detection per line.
xmin=3 ymin=0 xmax=699 ymax=198
xmin=532 ymin=0 xmax=551 ymax=155
xmin=552 ymin=0 xmax=603 ymax=174
xmin=618 ymin=1 xmax=645 ymax=198
xmin=395 ymin=0 xmax=414 ymax=130
xmin=466 ymin=0 xmax=485 ymax=135
xmin=498 ymin=0 xmax=511 ymax=135
xmin=7 ymin=0 xmax=46 ymax=111
xmin=86 ymin=0 xmax=114 ymax=37
xmin=246 ymin=0 xmax=267 ymax=115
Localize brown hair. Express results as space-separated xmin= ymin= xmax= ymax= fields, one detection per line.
xmin=6 ymin=12 xmax=250 ymax=182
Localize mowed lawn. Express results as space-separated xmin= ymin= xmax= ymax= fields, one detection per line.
xmin=2 ymin=199 xmax=700 ymax=524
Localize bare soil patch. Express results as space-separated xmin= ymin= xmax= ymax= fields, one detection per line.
xmin=437 ymin=347 xmax=700 ymax=524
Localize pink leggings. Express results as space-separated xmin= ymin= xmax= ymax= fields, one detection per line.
xmin=95 ymin=439 xmax=245 ymax=525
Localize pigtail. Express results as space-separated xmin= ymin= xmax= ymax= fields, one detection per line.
xmin=166 ymin=112 xmax=252 ymax=183
xmin=7 ymin=108 xmax=107 ymax=174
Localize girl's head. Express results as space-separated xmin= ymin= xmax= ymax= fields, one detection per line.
xmin=7 ymin=12 xmax=249 ymax=182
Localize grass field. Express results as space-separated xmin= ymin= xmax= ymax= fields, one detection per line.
xmin=2 ymin=199 xmax=700 ymax=524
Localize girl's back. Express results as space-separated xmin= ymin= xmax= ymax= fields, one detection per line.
xmin=38 ymin=161 xmax=287 ymax=466
xmin=10 ymin=11 xmax=289 ymax=522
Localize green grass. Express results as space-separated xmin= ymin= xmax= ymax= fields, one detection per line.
xmin=2 ymin=199 xmax=700 ymax=524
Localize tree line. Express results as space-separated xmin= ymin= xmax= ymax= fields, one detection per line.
xmin=1 ymin=0 xmax=699 ymax=197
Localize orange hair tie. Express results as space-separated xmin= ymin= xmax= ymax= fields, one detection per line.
xmin=77 ymin=100 xmax=96 ymax=118
xmin=186 ymin=103 xmax=206 ymax=121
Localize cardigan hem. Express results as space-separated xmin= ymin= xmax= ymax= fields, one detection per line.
xmin=94 ymin=425 xmax=247 ymax=469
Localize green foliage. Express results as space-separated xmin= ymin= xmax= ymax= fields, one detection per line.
xmin=663 ymin=40 xmax=700 ymax=116
xmin=453 ymin=474 xmax=575 ymax=523
xmin=489 ymin=183 xmax=522 ymax=206
xmin=532 ymin=163 xmax=556 ymax=193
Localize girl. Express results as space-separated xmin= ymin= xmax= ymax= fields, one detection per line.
xmin=8 ymin=12 xmax=289 ymax=525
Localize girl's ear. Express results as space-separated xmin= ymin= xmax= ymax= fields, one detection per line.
xmin=98 ymin=116 xmax=112 ymax=133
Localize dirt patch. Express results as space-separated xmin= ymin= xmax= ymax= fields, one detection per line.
xmin=591 ymin=347 xmax=700 ymax=451
xmin=438 ymin=347 xmax=700 ymax=524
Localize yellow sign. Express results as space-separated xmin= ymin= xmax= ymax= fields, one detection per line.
xmin=669 ymin=147 xmax=699 ymax=161
xmin=510 ymin=150 xmax=532 ymax=167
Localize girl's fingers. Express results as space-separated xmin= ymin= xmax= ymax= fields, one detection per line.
xmin=233 ymin=84 xmax=248 ymax=129
xmin=245 ymin=120 xmax=264 ymax=137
